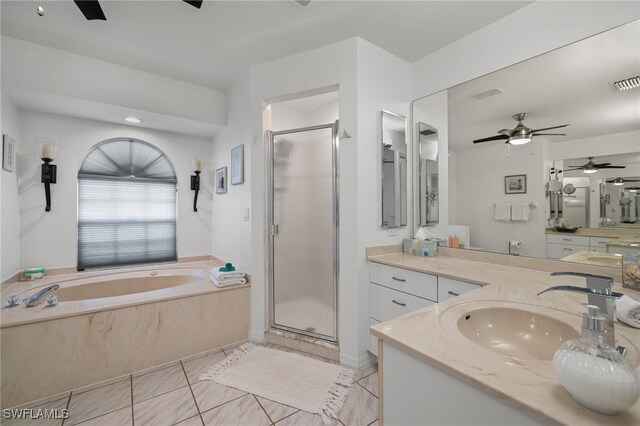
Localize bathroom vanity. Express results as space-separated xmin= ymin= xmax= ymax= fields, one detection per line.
xmin=368 ymin=251 xmax=640 ymax=425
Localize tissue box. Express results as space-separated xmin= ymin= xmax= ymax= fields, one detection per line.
xmin=622 ymin=252 xmax=640 ymax=292
xmin=403 ymin=239 xmax=438 ymax=257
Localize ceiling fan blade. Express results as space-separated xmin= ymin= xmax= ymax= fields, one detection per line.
xmin=598 ymin=165 xmax=626 ymax=169
xmin=564 ymin=167 xmax=584 ymax=171
xmin=73 ymin=0 xmax=106 ymax=20
xmin=183 ymin=0 xmax=203 ymax=8
xmin=473 ymin=135 xmax=510 ymax=144
xmin=531 ymin=133 xmax=566 ymax=136
xmin=530 ymin=124 xmax=570 ymax=132
xmin=497 ymin=129 xmax=516 ymax=136
xmin=593 ymin=162 xmax=611 ymax=167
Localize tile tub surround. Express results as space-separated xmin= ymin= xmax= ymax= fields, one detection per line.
xmin=1 ymin=266 xmax=250 ymax=408
xmin=368 ymin=252 xmax=640 ymax=425
xmin=2 ymin=343 xmax=380 ymax=426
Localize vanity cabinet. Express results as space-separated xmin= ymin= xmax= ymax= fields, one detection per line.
xmin=546 ymin=234 xmax=620 ymax=258
xmin=589 ymin=236 xmax=617 ymax=253
xmin=368 ymin=263 xmax=480 ymax=355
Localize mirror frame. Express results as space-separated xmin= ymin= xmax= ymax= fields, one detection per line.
xmin=381 ymin=109 xmax=408 ymax=229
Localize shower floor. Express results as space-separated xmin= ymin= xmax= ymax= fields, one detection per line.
xmin=274 ymin=297 xmax=335 ymax=339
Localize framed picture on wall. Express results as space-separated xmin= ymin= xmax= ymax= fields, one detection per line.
xmin=3 ymin=134 xmax=16 ymax=172
xmin=216 ymin=166 xmax=227 ymax=194
xmin=231 ymin=144 xmax=244 ymax=185
xmin=505 ymin=174 xmax=527 ymax=194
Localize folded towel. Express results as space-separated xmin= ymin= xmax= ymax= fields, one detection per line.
xmin=511 ymin=203 xmax=530 ymax=221
xmin=494 ymin=203 xmax=511 ymax=222
xmin=211 ymin=267 xmax=245 ymax=282
xmin=617 ymin=295 xmax=640 ymax=328
xmin=211 ymin=276 xmax=247 ymax=288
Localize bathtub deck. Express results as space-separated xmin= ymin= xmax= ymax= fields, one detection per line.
xmin=3 ymin=342 xmax=379 ymax=426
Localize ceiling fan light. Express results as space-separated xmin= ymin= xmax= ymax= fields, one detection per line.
xmin=509 ymin=136 xmax=531 ymax=145
xmin=613 ymin=179 xmax=625 ymax=186
xmin=583 ymin=168 xmax=598 ymax=174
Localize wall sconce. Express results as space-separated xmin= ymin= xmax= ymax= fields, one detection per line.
xmin=191 ymin=160 xmax=201 ymax=212
xmin=40 ymin=143 xmax=57 ymax=212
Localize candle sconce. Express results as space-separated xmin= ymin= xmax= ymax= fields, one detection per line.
xmin=191 ymin=160 xmax=202 ymax=212
xmin=40 ymin=144 xmax=57 ymax=212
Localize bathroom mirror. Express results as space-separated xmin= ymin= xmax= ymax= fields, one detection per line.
xmin=598 ymin=174 xmax=640 ymax=226
xmin=381 ymin=110 xmax=408 ymax=228
xmin=411 ymin=20 xmax=640 ymax=262
xmin=417 ymin=122 xmax=439 ymax=225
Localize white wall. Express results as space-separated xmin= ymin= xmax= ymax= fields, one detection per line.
xmin=17 ymin=111 xmax=212 ymax=270
xmin=1 ymin=94 xmax=22 ymax=281
xmin=210 ymin=71 xmax=252 ymax=271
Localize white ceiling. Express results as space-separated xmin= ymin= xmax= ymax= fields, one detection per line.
xmin=439 ymin=20 xmax=640 ymax=151
xmin=0 ymin=1 xmax=532 ymax=90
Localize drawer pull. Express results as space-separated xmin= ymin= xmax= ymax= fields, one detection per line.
xmin=392 ymin=299 xmax=406 ymax=306
xmin=562 ymin=238 xmax=572 ymax=241
xmin=447 ymin=291 xmax=460 ymax=297
xmin=563 ymin=248 xmax=573 ymax=251
xmin=599 ymin=241 xmax=607 ymax=245
xmin=391 ymin=276 xmax=406 ymax=282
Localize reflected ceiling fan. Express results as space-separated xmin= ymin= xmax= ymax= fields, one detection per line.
xmin=607 ymin=177 xmax=640 ymax=185
xmin=565 ymin=157 xmax=626 ymax=174
xmin=473 ymin=113 xmax=569 ymax=145
xmin=73 ymin=0 xmax=202 ymax=20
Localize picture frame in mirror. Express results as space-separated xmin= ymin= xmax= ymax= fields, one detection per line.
xmin=216 ymin=166 xmax=227 ymax=194
xmin=505 ymin=174 xmax=527 ymax=194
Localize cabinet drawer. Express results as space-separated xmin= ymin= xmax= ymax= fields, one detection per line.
xmin=546 ymin=234 xmax=589 ymax=246
xmin=369 ymin=283 xmax=434 ymax=322
xmin=369 ymin=262 xmax=437 ymax=302
xmin=369 ymin=318 xmax=380 ymax=356
xmin=590 ymin=237 xmax=617 ymax=248
xmin=546 ymin=243 xmax=585 ymax=259
xmin=438 ymin=277 xmax=481 ymax=302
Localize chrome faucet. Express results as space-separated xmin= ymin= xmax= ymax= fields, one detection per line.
xmin=23 ymin=284 xmax=60 ymax=307
xmin=538 ymin=272 xmax=623 ymax=348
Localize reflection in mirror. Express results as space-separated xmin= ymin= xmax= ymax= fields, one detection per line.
xmin=418 ymin=122 xmax=439 ymax=225
xmin=411 ymin=20 xmax=640 ymax=264
xmin=381 ymin=110 xmax=407 ymax=228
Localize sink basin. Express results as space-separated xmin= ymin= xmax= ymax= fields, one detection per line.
xmin=586 ymin=254 xmax=622 ymax=267
xmin=457 ymin=307 xmax=579 ymax=361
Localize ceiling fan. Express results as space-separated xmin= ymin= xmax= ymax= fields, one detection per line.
xmin=73 ymin=0 xmax=203 ymax=21
xmin=565 ymin=157 xmax=626 ymax=174
xmin=473 ymin=113 xmax=569 ymax=145
xmin=607 ymin=177 xmax=640 ymax=185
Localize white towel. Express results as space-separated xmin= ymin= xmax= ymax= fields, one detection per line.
xmin=211 ymin=276 xmax=247 ymax=288
xmin=211 ymin=267 xmax=245 ymax=282
xmin=511 ymin=203 xmax=531 ymax=221
xmin=494 ymin=203 xmax=511 ymax=222
xmin=617 ymin=295 xmax=640 ymax=329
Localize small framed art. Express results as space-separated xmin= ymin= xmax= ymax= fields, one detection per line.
xmin=216 ymin=166 xmax=227 ymax=194
xmin=505 ymin=174 xmax=527 ymax=194
xmin=3 ymin=134 xmax=15 ymax=172
xmin=231 ymin=144 xmax=244 ymax=185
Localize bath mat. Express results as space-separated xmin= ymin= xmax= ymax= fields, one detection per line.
xmin=199 ymin=343 xmax=354 ymax=423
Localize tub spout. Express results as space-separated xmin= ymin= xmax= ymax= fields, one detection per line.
xmin=23 ymin=284 xmax=60 ymax=307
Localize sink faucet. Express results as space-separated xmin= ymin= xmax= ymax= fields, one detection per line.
xmin=23 ymin=284 xmax=60 ymax=307
xmin=537 ymin=272 xmax=623 ymax=348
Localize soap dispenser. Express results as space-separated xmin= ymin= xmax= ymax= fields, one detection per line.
xmin=553 ymin=305 xmax=640 ymax=414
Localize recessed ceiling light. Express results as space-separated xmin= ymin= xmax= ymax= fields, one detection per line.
xmin=124 ymin=116 xmax=142 ymax=124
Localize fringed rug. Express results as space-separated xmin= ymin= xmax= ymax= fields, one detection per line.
xmin=199 ymin=343 xmax=354 ymax=423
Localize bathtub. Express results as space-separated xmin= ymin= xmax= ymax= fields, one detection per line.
xmin=1 ymin=261 xmax=250 ymax=408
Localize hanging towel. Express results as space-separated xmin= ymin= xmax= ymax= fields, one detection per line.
xmin=494 ymin=203 xmax=511 ymax=222
xmin=617 ymin=295 xmax=640 ymax=329
xmin=211 ymin=276 xmax=247 ymax=288
xmin=511 ymin=203 xmax=531 ymax=221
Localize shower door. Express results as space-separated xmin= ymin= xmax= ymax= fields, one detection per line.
xmin=268 ymin=122 xmax=338 ymax=342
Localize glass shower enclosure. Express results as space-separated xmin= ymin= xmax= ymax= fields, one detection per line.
xmin=267 ymin=122 xmax=339 ymax=342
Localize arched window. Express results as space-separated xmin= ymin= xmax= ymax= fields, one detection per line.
xmin=77 ymin=138 xmax=177 ymax=270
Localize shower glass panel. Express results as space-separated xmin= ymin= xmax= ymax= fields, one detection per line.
xmin=270 ymin=123 xmax=338 ymax=341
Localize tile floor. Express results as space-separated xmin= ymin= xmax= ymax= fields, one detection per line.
xmin=5 ymin=343 xmax=378 ymax=426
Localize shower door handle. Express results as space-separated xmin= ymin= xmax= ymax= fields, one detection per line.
xmin=272 ymin=224 xmax=279 ymax=235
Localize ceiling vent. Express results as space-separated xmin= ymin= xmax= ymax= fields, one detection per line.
xmin=611 ymin=76 xmax=640 ymax=91
xmin=473 ymin=88 xmax=503 ymax=100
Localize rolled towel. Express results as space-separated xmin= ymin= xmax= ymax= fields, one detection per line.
xmin=617 ymin=295 xmax=640 ymax=329
xmin=211 ymin=267 xmax=245 ymax=282
xmin=211 ymin=276 xmax=247 ymax=288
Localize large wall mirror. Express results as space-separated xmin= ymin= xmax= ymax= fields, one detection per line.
xmin=381 ymin=110 xmax=408 ymax=228
xmin=412 ymin=19 xmax=640 ymax=265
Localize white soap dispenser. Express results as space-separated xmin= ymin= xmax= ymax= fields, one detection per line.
xmin=553 ymin=305 xmax=640 ymax=414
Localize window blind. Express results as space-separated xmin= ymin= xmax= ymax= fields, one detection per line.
xmin=78 ymin=178 xmax=177 ymax=270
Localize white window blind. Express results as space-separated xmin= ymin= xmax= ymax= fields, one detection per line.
xmin=77 ymin=138 xmax=177 ymax=270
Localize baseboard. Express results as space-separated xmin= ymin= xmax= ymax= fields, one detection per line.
xmin=249 ymin=328 xmax=266 ymax=343
xmin=340 ymin=350 xmax=374 ymax=369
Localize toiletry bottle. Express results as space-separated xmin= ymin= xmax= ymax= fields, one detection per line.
xmin=553 ymin=305 xmax=640 ymax=415
xmin=448 ymin=235 xmax=453 ymax=247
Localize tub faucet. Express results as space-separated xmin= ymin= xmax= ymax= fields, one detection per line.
xmin=537 ymin=272 xmax=622 ymax=348
xmin=23 ymin=284 xmax=60 ymax=307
